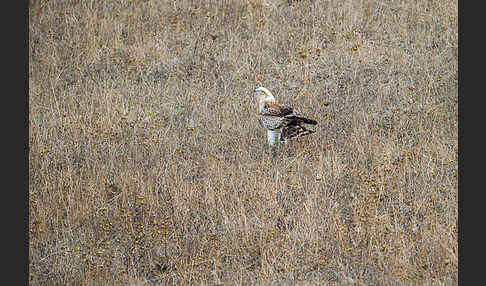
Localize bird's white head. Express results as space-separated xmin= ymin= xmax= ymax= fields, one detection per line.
xmin=253 ymin=87 xmax=276 ymax=104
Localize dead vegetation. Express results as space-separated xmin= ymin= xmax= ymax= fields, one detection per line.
xmin=29 ymin=0 xmax=457 ymax=284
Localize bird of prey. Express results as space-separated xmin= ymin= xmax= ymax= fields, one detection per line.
xmin=253 ymin=87 xmax=317 ymax=146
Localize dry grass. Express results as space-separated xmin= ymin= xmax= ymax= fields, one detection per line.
xmin=29 ymin=0 xmax=458 ymax=284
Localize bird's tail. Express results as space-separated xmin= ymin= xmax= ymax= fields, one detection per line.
xmin=285 ymin=115 xmax=317 ymax=125
xmin=281 ymin=124 xmax=315 ymax=142
xmin=300 ymin=117 xmax=318 ymax=125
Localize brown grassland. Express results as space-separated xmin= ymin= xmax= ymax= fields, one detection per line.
xmin=28 ymin=0 xmax=458 ymax=284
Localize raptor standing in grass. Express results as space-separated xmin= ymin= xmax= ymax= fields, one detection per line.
xmin=253 ymin=87 xmax=317 ymax=146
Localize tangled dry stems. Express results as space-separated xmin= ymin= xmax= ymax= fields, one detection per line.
xmin=29 ymin=0 xmax=457 ymax=284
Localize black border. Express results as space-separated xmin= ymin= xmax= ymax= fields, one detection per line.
xmin=22 ymin=0 xmax=30 ymax=284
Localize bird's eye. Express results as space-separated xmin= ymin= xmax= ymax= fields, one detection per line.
xmin=261 ymin=91 xmax=265 ymax=95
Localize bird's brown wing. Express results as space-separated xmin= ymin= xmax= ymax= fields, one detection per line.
xmin=262 ymin=102 xmax=294 ymax=117
xmin=263 ymin=102 xmax=317 ymax=125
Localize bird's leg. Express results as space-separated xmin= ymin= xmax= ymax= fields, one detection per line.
xmin=266 ymin=130 xmax=281 ymax=162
